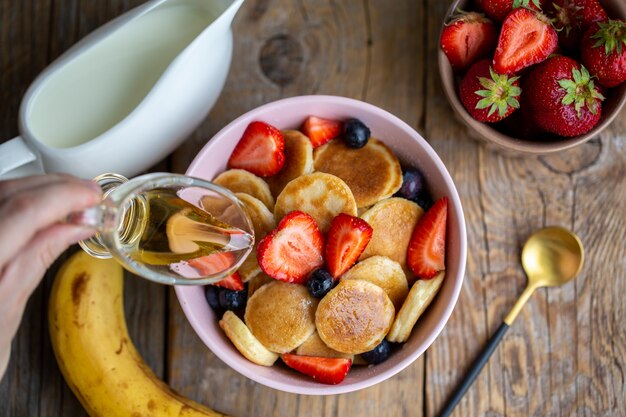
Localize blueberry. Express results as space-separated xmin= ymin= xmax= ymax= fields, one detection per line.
xmin=395 ymin=168 xmax=434 ymax=210
xmin=306 ymin=269 xmax=334 ymax=298
xmin=343 ymin=118 xmax=371 ymax=148
xmin=205 ymin=285 xmax=221 ymax=311
xmin=413 ymin=191 xmax=433 ymax=211
xmin=361 ymin=339 xmax=391 ymax=365
xmin=395 ymin=169 xmax=426 ymax=200
xmin=218 ymin=287 xmax=248 ymax=311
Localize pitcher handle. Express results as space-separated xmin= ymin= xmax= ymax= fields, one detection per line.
xmin=0 ymin=137 xmax=44 ymax=179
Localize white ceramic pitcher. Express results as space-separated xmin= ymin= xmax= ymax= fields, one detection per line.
xmin=0 ymin=0 xmax=244 ymax=179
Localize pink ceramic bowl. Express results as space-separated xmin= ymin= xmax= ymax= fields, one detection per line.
xmin=175 ymin=95 xmax=467 ymax=395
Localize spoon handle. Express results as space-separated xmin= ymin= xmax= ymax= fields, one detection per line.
xmin=437 ymin=322 xmax=510 ymax=417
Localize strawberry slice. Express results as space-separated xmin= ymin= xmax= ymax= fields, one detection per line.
xmin=257 ymin=211 xmax=324 ymax=284
xmin=301 ymin=116 xmax=343 ymax=148
xmin=407 ymin=197 xmax=448 ymax=279
xmin=440 ymin=11 xmax=498 ymax=72
xmin=326 ymin=213 xmax=373 ymax=278
xmin=281 ymin=354 xmax=352 ymax=385
xmin=228 ymin=121 xmax=285 ymax=177
xmin=493 ymin=8 xmax=558 ymax=75
xmin=188 ymin=253 xmax=244 ymax=291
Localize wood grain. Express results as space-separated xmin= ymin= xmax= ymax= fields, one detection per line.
xmin=1 ymin=0 xmax=625 ymax=416
xmin=168 ymin=1 xmax=426 ymax=416
xmin=0 ymin=1 xmax=166 ymax=416
xmin=423 ymin=2 xmax=626 ymax=417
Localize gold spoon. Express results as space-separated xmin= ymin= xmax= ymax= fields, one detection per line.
xmin=439 ymin=226 xmax=584 ymax=417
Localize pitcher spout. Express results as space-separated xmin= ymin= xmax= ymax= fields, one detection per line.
xmin=218 ymin=0 xmax=244 ymax=26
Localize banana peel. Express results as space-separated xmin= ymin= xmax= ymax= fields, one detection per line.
xmin=48 ymin=251 xmax=229 ymax=417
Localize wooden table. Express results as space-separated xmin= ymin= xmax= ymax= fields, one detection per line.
xmin=1 ymin=1 xmax=625 ymax=416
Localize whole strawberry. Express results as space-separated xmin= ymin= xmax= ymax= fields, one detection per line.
xmin=440 ymin=11 xmax=498 ymax=72
xmin=476 ymin=0 xmax=542 ymax=23
xmin=524 ymin=56 xmax=605 ymax=137
xmin=459 ymin=59 xmax=521 ymax=123
xmin=549 ymin=0 xmax=608 ymax=52
xmin=581 ymin=20 xmax=626 ymax=88
xmin=493 ymin=8 xmax=558 ymax=75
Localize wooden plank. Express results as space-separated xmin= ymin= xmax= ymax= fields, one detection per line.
xmin=422 ymin=2 xmax=492 ymax=417
xmin=172 ymin=0 xmax=369 ymax=172
xmin=424 ymin=1 xmax=626 ymax=417
xmin=168 ymin=1 xmax=427 ymax=416
xmin=0 ymin=0 xmax=168 ymax=415
xmin=0 ymin=0 xmax=54 ymax=415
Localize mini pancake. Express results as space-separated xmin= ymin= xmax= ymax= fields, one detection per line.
xmin=213 ymin=169 xmax=275 ymax=210
xmin=387 ymin=271 xmax=444 ymax=343
xmin=295 ymin=331 xmax=353 ymax=360
xmin=234 ymin=193 xmax=276 ymax=240
xmin=274 ymin=172 xmax=357 ymax=233
xmin=219 ymin=311 xmax=278 ymax=366
xmin=238 ymin=250 xmax=262 ymax=283
xmin=266 ymin=130 xmax=314 ymax=198
xmin=247 ymin=272 xmax=274 ymax=298
xmin=245 ymin=281 xmax=318 ymax=353
xmin=359 ymin=197 xmax=423 ymax=280
xmin=313 ymin=138 xmax=402 ymax=208
xmin=341 ymin=256 xmax=409 ymax=311
xmin=315 ymin=280 xmax=394 ymax=354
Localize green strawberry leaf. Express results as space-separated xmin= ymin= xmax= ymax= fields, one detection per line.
xmin=473 ymin=66 xmax=522 ymax=118
xmin=591 ymin=20 xmax=626 ymax=56
xmin=558 ymin=65 xmax=605 ymax=118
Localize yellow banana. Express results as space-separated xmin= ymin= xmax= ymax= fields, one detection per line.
xmin=48 ymin=251 xmax=229 ymax=417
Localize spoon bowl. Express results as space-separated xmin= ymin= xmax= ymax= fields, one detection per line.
xmin=521 ymin=226 xmax=585 ymax=288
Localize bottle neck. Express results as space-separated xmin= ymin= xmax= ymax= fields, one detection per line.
xmin=77 ymin=173 xmax=128 ymax=259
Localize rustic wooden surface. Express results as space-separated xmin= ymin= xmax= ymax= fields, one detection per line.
xmin=1 ymin=0 xmax=625 ymax=416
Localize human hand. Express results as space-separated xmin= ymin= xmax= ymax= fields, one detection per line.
xmin=0 ymin=174 xmax=101 ymax=380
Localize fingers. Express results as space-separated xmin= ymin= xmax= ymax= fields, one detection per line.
xmin=0 ymin=178 xmax=101 ymax=266
xmin=0 ymin=173 xmax=80 ymax=200
xmin=0 ymin=344 xmax=9 ymax=382
xmin=0 ymin=224 xmax=95 ymax=325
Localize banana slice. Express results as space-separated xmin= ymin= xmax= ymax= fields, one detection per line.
xmin=213 ymin=169 xmax=275 ymax=210
xmin=266 ymin=130 xmax=314 ymax=198
xmin=219 ymin=311 xmax=279 ymax=366
xmin=386 ymin=271 xmax=445 ymax=343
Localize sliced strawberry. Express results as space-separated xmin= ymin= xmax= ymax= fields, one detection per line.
xmin=281 ymin=354 xmax=352 ymax=385
xmin=257 ymin=211 xmax=324 ymax=284
xmin=493 ymin=8 xmax=558 ymax=75
xmin=188 ymin=253 xmax=244 ymax=290
xmin=228 ymin=121 xmax=285 ymax=177
xmin=407 ymin=197 xmax=448 ymax=279
xmin=440 ymin=11 xmax=498 ymax=72
xmin=326 ymin=213 xmax=373 ymax=278
xmin=301 ymin=116 xmax=343 ymax=148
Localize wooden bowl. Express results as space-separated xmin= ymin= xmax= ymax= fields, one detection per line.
xmin=438 ymin=0 xmax=626 ymax=155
